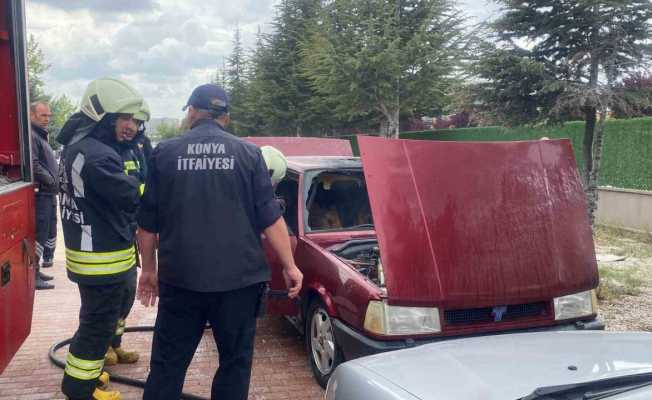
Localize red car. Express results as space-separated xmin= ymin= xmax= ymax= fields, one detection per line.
xmin=250 ymin=136 xmax=603 ymax=387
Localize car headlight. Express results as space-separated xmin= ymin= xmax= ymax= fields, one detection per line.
xmin=364 ymin=300 xmax=441 ymax=336
xmin=553 ymin=290 xmax=597 ymax=321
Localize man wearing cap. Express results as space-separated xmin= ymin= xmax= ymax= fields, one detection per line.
xmin=136 ymin=84 xmax=303 ymax=400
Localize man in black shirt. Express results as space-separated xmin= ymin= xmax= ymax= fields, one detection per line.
xmin=137 ymin=84 xmax=302 ymax=400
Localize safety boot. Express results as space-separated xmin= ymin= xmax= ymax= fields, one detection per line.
xmin=97 ymin=371 xmax=110 ymax=390
xmin=104 ymin=347 xmax=118 ymax=366
xmin=113 ymin=346 xmax=139 ymax=364
xmin=91 ymin=387 xmax=121 ymax=400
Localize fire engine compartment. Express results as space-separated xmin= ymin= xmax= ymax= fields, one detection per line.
xmin=0 ymin=0 xmax=29 ymax=190
xmin=0 ymin=0 xmax=36 ymax=376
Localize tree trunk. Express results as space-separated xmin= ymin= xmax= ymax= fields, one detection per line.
xmin=388 ymin=107 xmax=400 ymax=139
xmin=586 ymin=108 xmax=607 ymax=226
xmin=582 ymin=107 xmax=596 ymax=189
xmin=379 ymin=103 xmax=400 ymax=138
xmin=583 ymin=9 xmax=602 ymax=226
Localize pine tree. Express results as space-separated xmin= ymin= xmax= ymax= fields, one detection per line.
xmin=301 ymin=0 xmax=467 ymax=138
xmin=226 ymin=25 xmax=249 ymax=136
xmin=476 ymin=0 xmax=652 ymax=225
xmin=27 ymin=35 xmax=50 ymax=102
xmin=246 ymin=0 xmax=326 ymax=136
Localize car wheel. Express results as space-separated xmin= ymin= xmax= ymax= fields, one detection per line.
xmin=306 ymin=299 xmax=343 ymax=388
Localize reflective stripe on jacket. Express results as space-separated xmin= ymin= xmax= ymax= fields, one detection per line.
xmin=59 ymin=123 xmax=140 ymax=286
xmin=65 ymin=246 xmax=136 ymax=276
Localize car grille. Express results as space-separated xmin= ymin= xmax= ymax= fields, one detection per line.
xmin=444 ymin=302 xmax=548 ymax=325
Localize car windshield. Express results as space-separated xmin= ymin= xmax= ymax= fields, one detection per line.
xmin=304 ymin=169 xmax=373 ymax=233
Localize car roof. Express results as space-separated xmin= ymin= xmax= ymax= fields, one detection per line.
xmin=286 ymin=156 xmax=362 ymax=172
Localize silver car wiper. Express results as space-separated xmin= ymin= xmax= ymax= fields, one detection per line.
xmin=518 ymin=372 xmax=652 ymax=400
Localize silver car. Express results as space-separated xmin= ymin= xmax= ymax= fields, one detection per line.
xmin=326 ymin=331 xmax=652 ymax=400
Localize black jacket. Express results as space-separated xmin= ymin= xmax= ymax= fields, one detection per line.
xmin=59 ymin=115 xmax=141 ymax=285
xmin=31 ymin=124 xmax=58 ymax=194
xmin=137 ymin=119 xmax=282 ymax=292
xmin=126 ymin=130 xmax=152 ymax=191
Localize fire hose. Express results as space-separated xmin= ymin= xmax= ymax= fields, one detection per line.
xmin=48 ymin=289 xmax=292 ymax=400
xmin=48 ymin=325 xmax=208 ymax=400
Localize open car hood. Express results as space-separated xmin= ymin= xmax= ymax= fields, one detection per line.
xmin=358 ymin=136 xmax=598 ymax=307
xmin=243 ymin=137 xmax=353 ymax=156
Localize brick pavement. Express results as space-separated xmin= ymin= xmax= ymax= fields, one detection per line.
xmin=0 ymin=235 xmax=324 ymax=399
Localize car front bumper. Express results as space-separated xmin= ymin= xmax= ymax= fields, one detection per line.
xmin=332 ymin=318 xmax=605 ymax=360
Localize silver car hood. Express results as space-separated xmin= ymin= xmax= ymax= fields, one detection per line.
xmin=348 ymin=331 xmax=652 ymax=400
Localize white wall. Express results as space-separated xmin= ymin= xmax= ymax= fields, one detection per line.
xmin=596 ymin=187 xmax=652 ymax=232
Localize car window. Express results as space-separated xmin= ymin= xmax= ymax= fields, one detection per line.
xmin=276 ymin=177 xmax=299 ymax=235
xmin=305 ymin=170 xmax=373 ymax=232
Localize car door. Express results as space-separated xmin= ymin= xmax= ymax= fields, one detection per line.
xmin=263 ymin=173 xmax=301 ymax=316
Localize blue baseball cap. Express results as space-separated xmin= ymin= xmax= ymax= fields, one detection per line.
xmin=183 ymin=84 xmax=229 ymax=114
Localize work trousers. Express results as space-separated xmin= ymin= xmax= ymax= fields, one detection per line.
xmin=110 ymin=271 xmax=137 ymax=348
xmin=143 ymin=282 xmax=262 ymax=400
xmin=35 ymin=194 xmax=57 ymax=264
xmin=62 ymin=282 xmax=126 ymax=400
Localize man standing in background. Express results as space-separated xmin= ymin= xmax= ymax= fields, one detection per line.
xmin=30 ymin=101 xmax=57 ymax=290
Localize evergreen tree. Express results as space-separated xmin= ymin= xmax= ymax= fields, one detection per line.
xmin=247 ymin=0 xmax=326 ymax=136
xmin=476 ymin=0 xmax=652 ymax=225
xmin=301 ymin=0 xmax=468 ymax=138
xmin=226 ymin=25 xmax=250 ymax=136
xmin=27 ymin=35 xmax=50 ymax=102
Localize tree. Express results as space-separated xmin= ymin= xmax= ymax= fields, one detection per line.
xmin=301 ymin=0 xmax=468 ymax=138
xmin=226 ymin=25 xmax=250 ymax=136
xmin=27 ymin=35 xmax=76 ymax=149
xmin=612 ymin=72 xmax=652 ymax=118
xmin=27 ymin=35 xmax=50 ymax=102
xmin=475 ymin=0 xmax=652 ymax=225
xmin=153 ymin=121 xmax=182 ymax=141
xmin=48 ymin=95 xmax=76 ymax=150
xmin=246 ymin=0 xmax=327 ymax=136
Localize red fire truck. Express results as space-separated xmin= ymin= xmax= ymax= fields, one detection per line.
xmin=0 ymin=0 xmax=37 ymax=375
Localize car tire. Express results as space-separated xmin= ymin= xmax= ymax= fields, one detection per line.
xmin=305 ymin=299 xmax=343 ymax=388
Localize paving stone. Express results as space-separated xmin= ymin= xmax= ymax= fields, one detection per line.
xmin=0 ymin=228 xmax=324 ymax=399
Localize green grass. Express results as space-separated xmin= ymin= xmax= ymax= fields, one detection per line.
xmin=597 ymin=264 xmax=645 ymax=300
xmin=594 ymin=224 xmax=652 ymax=300
xmin=595 ymin=225 xmax=652 ymax=259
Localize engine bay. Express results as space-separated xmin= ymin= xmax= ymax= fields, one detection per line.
xmin=328 ymin=239 xmax=384 ymax=287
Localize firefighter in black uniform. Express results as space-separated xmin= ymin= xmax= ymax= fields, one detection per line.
xmin=136 ymin=84 xmax=303 ymax=400
xmin=57 ymin=78 xmax=145 ymax=400
xmin=104 ymin=102 xmax=151 ymax=367
xmin=30 ymin=101 xmax=57 ymax=290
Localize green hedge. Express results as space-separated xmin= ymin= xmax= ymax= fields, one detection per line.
xmin=345 ymin=118 xmax=652 ymax=191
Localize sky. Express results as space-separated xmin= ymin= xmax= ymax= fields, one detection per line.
xmin=26 ymin=0 xmax=501 ymax=120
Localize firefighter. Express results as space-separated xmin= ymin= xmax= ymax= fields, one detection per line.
xmin=104 ymin=101 xmax=151 ymax=366
xmin=136 ymin=84 xmax=303 ymax=400
xmin=260 ymin=145 xmax=287 ymax=187
xmin=131 ymin=101 xmax=154 ymax=176
xmin=58 ymin=77 xmax=144 ymax=400
xmin=30 ymin=101 xmax=57 ymax=290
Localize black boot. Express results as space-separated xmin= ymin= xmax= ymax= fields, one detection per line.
xmin=39 ymin=271 xmax=54 ymax=281
xmin=35 ymin=267 xmax=54 ymax=290
xmin=36 ymin=277 xmax=55 ymax=290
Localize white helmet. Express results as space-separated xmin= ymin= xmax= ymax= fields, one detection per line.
xmin=260 ymin=145 xmax=287 ymax=186
xmin=80 ymin=78 xmax=143 ymax=122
